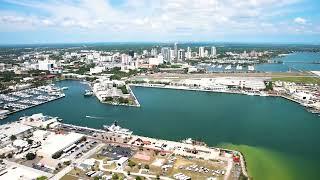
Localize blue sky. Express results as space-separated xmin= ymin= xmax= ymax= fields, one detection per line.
xmin=0 ymin=0 xmax=319 ymax=44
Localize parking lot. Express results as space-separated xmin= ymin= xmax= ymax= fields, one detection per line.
xmin=61 ymin=139 xmax=99 ymax=160
xmin=100 ymin=144 xmax=134 ymax=160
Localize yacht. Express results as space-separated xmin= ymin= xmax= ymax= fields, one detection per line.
xmin=61 ymin=87 xmax=69 ymax=90
xmin=225 ymin=65 xmax=232 ymax=70
xmin=236 ymin=65 xmax=242 ymax=70
xmin=84 ymin=90 xmax=93 ymax=97
xmin=248 ymin=66 xmax=255 ymax=71
xmin=103 ymin=121 xmax=133 ymax=135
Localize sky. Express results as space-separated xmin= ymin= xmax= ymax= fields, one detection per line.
xmin=0 ymin=0 xmax=319 ymax=44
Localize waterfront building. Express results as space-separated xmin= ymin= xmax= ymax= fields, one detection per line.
xmin=37 ymin=132 xmax=84 ymax=158
xmin=199 ymin=47 xmax=205 ymax=58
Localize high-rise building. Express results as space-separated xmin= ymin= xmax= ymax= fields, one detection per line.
xmin=128 ymin=50 xmax=134 ymax=58
xmin=204 ymin=50 xmax=209 ymax=57
xmin=142 ymin=50 xmax=148 ymax=55
xmin=151 ymin=48 xmax=158 ymax=57
xmin=178 ymin=49 xmax=185 ymax=61
xmin=161 ymin=47 xmax=171 ymax=62
xmin=211 ymin=46 xmax=216 ymax=56
xmin=186 ymin=47 xmax=192 ymax=59
xmin=170 ymin=49 xmax=175 ymax=62
xmin=174 ymin=42 xmax=178 ymax=61
xmin=199 ymin=47 xmax=205 ymax=58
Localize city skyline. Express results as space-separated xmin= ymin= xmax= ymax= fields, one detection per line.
xmin=0 ymin=0 xmax=320 ymax=44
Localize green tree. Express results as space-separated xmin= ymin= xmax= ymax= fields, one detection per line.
xmin=6 ymin=153 xmax=13 ymax=158
xmin=26 ymin=152 xmax=36 ymax=160
xmin=265 ymin=81 xmax=273 ymax=91
xmin=128 ymin=160 xmax=136 ymax=167
xmin=112 ymin=173 xmax=119 ymax=180
xmin=27 ymin=139 xmax=33 ymax=145
xmin=36 ymin=176 xmax=47 ymax=180
xmin=52 ymin=151 xmax=63 ymax=159
xmin=10 ymin=135 xmax=17 ymax=141
xmin=105 ymin=97 xmax=113 ymax=101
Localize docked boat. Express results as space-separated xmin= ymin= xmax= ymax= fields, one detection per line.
xmin=225 ymin=65 xmax=232 ymax=70
xmin=103 ymin=121 xmax=133 ymax=135
xmin=61 ymin=87 xmax=69 ymax=90
xmin=248 ymin=66 xmax=255 ymax=71
xmin=84 ymin=90 xmax=93 ymax=97
xmin=0 ymin=115 xmax=7 ymax=120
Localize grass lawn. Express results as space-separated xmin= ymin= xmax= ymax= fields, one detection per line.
xmin=272 ymin=76 xmax=320 ymax=84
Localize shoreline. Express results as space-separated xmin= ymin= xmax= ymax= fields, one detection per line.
xmin=130 ymin=83 xmax=320 ymax=115
xmin=59 ymin=122 xmax=249 ymax=179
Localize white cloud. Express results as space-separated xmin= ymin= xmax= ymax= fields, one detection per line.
xmin=0 ymin=0 xmax=318 ymax=40
xmin=294 ymin=17 xmax=307 ymax=24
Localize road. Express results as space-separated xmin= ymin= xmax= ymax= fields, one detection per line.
xmin=49 ymin=143 xmax=105 ymax=180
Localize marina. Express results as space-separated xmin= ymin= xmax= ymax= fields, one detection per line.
xmin=0 ymin=85 xmax=65 ymax=119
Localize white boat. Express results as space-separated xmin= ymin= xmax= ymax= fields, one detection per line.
xmin=61 ymin=87 xmax=68 ymax=90
xmin=248 ymin=66 xmax=255 ymax=71
xmin=225 ymin=65 xmax=232 ymax=70
xmin=245 ymin=92 xmax=256 ymax=96
xmin=259 ymin=92 xmax=269 ymax=97
xmin=84 ymin=90 xmax=93 ymax=96
xmin=103 ymin=121 xmax=133 ymax=135
xmin=217 ymin=65 xmax=222 ymax=68
xmin=236 ymin=65 xmax=242 ymax=70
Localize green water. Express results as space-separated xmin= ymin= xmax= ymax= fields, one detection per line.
xmin=2 ymin=80 xmax=320 ymax=180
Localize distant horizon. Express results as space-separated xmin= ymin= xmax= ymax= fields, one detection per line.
xmin=1 ymin=41 xmax=320 ymax=47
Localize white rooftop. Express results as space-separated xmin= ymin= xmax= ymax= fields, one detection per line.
xmin=0 ymin=123 xmax=32 ymax=138
xmin=38 ymin=132 xmax=83 ymax=157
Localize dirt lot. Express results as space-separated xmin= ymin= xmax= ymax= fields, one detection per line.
xmin=166 ymin=155 xmax=227 ymax=180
